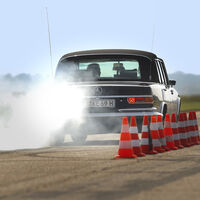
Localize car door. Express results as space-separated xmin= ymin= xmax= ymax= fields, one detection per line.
xmin=155 ymin=59 xmax=172 ymax=113
xmin=159 ymin=60 xmax=179 ymax=114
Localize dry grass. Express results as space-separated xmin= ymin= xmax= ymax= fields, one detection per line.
xmin=181 ymin=96 xmax=200 ymax=112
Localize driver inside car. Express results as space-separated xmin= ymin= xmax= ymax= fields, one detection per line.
xmin=87 ymin=63 xmax=101 ymax=79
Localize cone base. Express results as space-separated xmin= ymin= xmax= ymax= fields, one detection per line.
xmin=187 ymin=138 xmax=193 ymax=146
xmin=114 ymin=154 xmax=137 ymax=159
xmin=174 ymin=141 xmax=184 ymax=149
xmin=177 ymin=145 xmax=184 ymax=149
xmin=194 ymin=141 xmax=200 ymax=145
xmin=182 ymin=143 xmax=190 ymax=147
xmin=181 ymin=142 xmax=190 ymax=147
xmin=163 ymin=146 xmax=170 ymax=151
xmin=133 ymin=148 xmax=146 ymax=157
xmin=141 ymin=145 xmax=150 ymax=154
xmin=169 ymin=146 xmax=178 ymax=150
xmin=155 ymin=148 xmax=165 ymax=153
xmin=147 ymin=150 xmax=158 ymax=154
xmin=135 ymin=152 xmax=145 ymax=157
xmin=141 ymin=151 xmax=149 ymax=154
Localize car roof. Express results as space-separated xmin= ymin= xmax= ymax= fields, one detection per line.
xmin=60 ymin=49 xmax=157 ymax=61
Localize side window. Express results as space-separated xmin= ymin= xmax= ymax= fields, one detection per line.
xmin=159 ymin=60 xmax=169 ymax=85
xmin=146 ymin=62 xmax=159 ymax=83
xmin=156 ymin=61 xmax=164 ymax=84
xmin=155 ymin=60 xmax=163 ymax=84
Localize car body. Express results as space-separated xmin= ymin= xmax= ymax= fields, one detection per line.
xmin=55 ymin=49 xmax=180 ymax=142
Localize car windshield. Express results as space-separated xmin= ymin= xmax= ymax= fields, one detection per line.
xmin=55 ymin=55 xmax=157 ymax=82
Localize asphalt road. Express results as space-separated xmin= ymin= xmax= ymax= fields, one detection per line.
xmin=0 ymin=112 xmax=200 ymax=200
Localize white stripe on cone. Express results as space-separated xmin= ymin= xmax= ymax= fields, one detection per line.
xmin=129 ymin=127 xmax=138 ymax=133
xmin=157 ymin=122 xmax=163 ymax=129
xmin=150 ymin=123 xmax=157 ymax=130
xmin=178 ymin=121 xmax=185 ymax=127
xmin=171 ymin=122 xmax=177 ymax=129
xmin=161 ymin=138 xmax=167 ymax=146
xmin=159 ymin=137 xmax=167 ymax=146
xmin=190 ymin=131 xmax=195 ymax=137
xmin=183 ymin=120 xmax=188 ymax=128
xmin=195 ymin=130 xmax=199 ymax=137
xmin=180 ymin=132 xmax=187 ymax=139
xmin=121 ymin=124 xmax=129 ymax=133
xmin=173 ymin=133 xmax=180 ymax=140
xmin=193 ymin=119 xmax=199 ymax=137
xmin=188 ymin=120 xmax=194 ymax=126
xmin=166 ymin=135 xmax=173 ymax=142
xmin=164 ymin=121 xmax=171 ymax=128
xmin=119 ymin=140 xmax=132 ymax=149
xmin=131 ymin=140 xmax=140 ymax=147
xmin=152 ymin=139 xmax=161 ymax=147
xmin=141 ymin=138 xmax=149 ymax=145
xmin=142 ymin=125 xmax=148 ymax=132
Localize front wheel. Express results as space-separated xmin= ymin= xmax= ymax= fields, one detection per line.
xmin=70 ymin=124 xmax=88 ymax=143
xmin=70 ymin=132 xmax=87 ymax=143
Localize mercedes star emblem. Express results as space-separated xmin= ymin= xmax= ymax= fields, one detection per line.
xmin=95 ymin=87 xmax=103 ymax=95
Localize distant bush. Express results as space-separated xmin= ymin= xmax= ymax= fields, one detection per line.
xmin=169 ymin=71 xmax=200 ymax=95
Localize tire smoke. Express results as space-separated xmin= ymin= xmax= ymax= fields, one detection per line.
xmin=0 ymin=79 xmax=87 ymax=150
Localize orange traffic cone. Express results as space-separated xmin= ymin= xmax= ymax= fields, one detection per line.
xmin=141 ymin=115 xmax=156 ymax=154
xmin=189 ymin=112 xmax=200 ymax=145
xmin=130 ymin=116 xmax=145 ymax=157
xmin=182 ymin=113 xmax=193 ymax=146
xmin=114 ymin=117 xmax=137 ymax=159
xmin=171 ymin=113 xmax=184 ymax=149
xmin=164 ymin=114 xmax=178 ymax=150
xmin=192 ymin=112 xmax=200 ymax=142
xmin=157 ymin=115 xmax=170 ymax=151
xmin=150 ymin=115 xmax=165 ymax=153
xmin=178 ymin=113 xmax=190 ymax=147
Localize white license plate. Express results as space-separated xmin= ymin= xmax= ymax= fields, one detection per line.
xmin=89 ymin=99 xmax=115 ymax=108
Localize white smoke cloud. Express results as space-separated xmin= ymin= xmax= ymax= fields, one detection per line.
xmin=0 ymin=77 xmax=87 ymax=150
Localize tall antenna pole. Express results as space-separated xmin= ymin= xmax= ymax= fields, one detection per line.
xmin=45 ymin=7 xmax=53 ymax=77
xmin=151 ymin=25 xmax=156 ymax=52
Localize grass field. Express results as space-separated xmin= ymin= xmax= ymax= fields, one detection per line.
xmin=181 ymin=95 xmax=200 ymax=112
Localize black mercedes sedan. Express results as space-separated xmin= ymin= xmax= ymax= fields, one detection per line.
xmin=54 ymin=49 xmax=180 ymax=143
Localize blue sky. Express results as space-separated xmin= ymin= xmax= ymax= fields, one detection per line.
xmin=0 ymin=0 xmax=200 ymax=75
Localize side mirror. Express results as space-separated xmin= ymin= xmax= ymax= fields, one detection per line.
xmin=169 ymin=80 xmax=176 ymax=86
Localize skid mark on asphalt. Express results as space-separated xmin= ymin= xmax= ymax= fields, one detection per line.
xmin=87 ymin=165 xmax=200 ymax=200
xmin=29 ymin=157 xmax=200 ymax=199
xmin=24 ymin=191 xmax=67 ymax=199
xmin=20 ymin=164 xmax=200 ymax=200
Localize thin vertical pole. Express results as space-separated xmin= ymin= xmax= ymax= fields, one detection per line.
xmin=151 ymin=25 xmax=156 ymax=52
xmin=45 ymin=7 xmax=53 ymax=77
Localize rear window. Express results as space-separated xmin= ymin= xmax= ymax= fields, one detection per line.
xmin=79 ymin=60 xmax=140 ymax=78
xmin=56 ymin=55 xmax=158 ymax=82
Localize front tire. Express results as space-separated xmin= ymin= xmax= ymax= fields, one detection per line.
xmin=70 ymin=132 xmax=87 ymax=143
xmin=70 ymin=124 xmax=88 ymax=143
